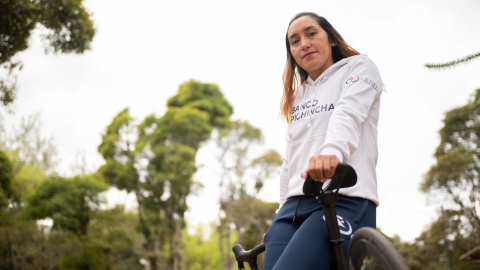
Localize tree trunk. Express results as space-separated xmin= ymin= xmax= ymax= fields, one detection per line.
xmin=135 ymin=189 xmax=159 ymax=270
xmin=168 ymin=218 xmax=184 ymax=270
xmin=226 ymin=227 xmax=233 ymax=269
xmin=218 ymin=224 xmax=226 ymax=270
xmin=5 ymin=226 xmax=17 ymax=270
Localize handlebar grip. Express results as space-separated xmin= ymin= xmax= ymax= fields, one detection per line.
xmin=251 ymin=243 xmax=266 ymax=257
xmin=232 ymin=243 xmax=265 ymax=270
xmin=303 ymin=163 xmax=357 ymax=195
xmin=232 ymin=244 xmax=248 ymax=261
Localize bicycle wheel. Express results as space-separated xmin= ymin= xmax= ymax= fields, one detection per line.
xmin=347 ymin=227 xmax=410 ymax=270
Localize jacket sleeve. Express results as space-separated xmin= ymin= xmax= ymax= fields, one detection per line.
xmin=279 ymin=139 xmax=290 ymax=209
xmin=318 ymin=56 xmax=382 ymax=162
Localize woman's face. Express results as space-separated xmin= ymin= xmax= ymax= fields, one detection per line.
xmin=287 ymin=16 xmax=335 ymax=81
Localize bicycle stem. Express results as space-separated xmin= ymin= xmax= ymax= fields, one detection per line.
xmin=317 ymin=190 xmax=348 ymax=270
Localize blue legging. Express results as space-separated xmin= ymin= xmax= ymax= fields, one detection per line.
xmin=263 ymin=195 xmax=376 ymax=270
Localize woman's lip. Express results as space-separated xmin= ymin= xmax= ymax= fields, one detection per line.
xmin=303 ymin=52 xmax=316 ymax=58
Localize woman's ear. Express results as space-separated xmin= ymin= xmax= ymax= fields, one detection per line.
xmin=330 ymin=38 xmax=337 ymax=46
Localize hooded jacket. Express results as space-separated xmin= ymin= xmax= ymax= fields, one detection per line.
xmin=279 ymin=54 xmax=382 ymax=209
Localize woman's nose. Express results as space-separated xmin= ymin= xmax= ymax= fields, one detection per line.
xmin=301 ymin=40 xmax=311 ymax=49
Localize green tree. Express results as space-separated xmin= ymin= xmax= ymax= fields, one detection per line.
xmin=0 ymin=150 xmax=14 ymax=212
xmin=423 ymin=89 xmax=480 ymax=238
xmin=182 ymin=223 xmax=224 ymax=270
xmin=88 ymin=205 xmax=145 ymax=270
xmin=28 ymin=175 xmax=107 ymax=237
xmin=0 ymin=0 xmax=95 ymax=106
xmin=1 ymin=112 xmax=144 ymax=270
xmin=0 ymin=150 xmax=16 ymax=269
xmin=98 ymin=80 xmax=233 ymax=270
xmin=27 ymin=174 xmax=115 ymax=270
xmin=214 ymin=120 xmax=282 ymax=270
xmin=417 ymin=88 xmax=480 ymax=268
xmin=380 ymin=210 xmax=480 ymax=270
xmin=0 ymin=113 xmax=54 ymax=270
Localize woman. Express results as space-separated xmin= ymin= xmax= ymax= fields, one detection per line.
xmin=262 ymin=12 xmax=383 ymax=270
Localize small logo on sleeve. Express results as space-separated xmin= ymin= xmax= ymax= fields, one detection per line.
xmin=346 ymin=75 xmax=378 ymax=91
xmin=346 ymin=76 xmax=359 ymax=84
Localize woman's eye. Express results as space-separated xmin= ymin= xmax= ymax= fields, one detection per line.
xmin=308 ymin=32 xmax=317 ymax=37
xmin=291 ymin=40 xmax=299 ymax=45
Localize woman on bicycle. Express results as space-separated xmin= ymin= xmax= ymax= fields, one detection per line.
xmin=262 ymin=12 xmax=382 ymax=270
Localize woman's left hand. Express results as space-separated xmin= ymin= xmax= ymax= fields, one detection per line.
xmin=301 ymin=154 xmax=340 ymax=182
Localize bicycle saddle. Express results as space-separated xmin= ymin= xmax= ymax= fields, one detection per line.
xmin=302 ymin=163 xmax=357 ymax=195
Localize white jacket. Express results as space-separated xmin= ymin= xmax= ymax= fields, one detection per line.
xmin=279 ymin=54 xmax=382 ymax=208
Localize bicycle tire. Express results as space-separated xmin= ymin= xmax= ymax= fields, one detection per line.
xmin=347 ymin=227 xmax=410 ymax=270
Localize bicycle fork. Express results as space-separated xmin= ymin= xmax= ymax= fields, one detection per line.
xmin=317 ymin=191 xmax=349 ymax=270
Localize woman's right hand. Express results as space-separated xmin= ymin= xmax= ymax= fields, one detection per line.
xmin=262 ymin=233 xmax=265 ymax=243
xmin=301 ymin=154 xmax=339 ymax=182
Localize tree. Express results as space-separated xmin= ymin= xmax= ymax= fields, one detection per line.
xmin=0 ymin=61 xmax=22 ymax=107
xmin=88 ymin=205 xmax=145 ymax=270
xmin=0 ymin=150 xmax=16 ymax=270
xmin=425 ymin=51 xmax=480 ymax=70
xmin=251 ymin=150 xmax=284 ymax=195
xmin=28 ymin=175 xmax=107 ymax=237
xmin=0 ymin=113 xmax=55 ymax=270
xmin=98 ymin=80 xmax=233 ymax=270
xmin=182 ymin=223 xmax=224 ymax=270
xmin=2 ymin=113 xmax=58 ymax=173
xmin=0 ymin=150 xmax=14 ymax=212
xmin=0 ymin=112 xmax=143 ymax=270
xmin=417 ymin=88 xmax=480 ymax=268
xmin=0 ymin=0 xmax=96 ymax=106
xmin=375 ymin=209 xmax=480 ymax=270
xmin=422 ymin=88 xmax=480 ymax=239
xmin=214 ymin=120 xmax=282 ymax=270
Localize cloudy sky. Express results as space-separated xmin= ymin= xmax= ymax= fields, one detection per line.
xmin=2 ymin=0 xmax=480 ymax=241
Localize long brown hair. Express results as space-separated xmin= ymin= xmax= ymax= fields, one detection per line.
xmin=280 ymin=12 xmax=360 ymax=122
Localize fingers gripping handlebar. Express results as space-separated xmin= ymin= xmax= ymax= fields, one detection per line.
xmin=303 ymin=163 xmax=357 ymax=196
xmin=232 ymin=243 xmax=265 ymax=270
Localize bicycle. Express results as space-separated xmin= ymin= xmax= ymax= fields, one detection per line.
xmin=232 ymin=163 xmax=410 ymax=270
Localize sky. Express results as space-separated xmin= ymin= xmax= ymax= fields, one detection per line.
xmin=2 ymin=0 xmax=480 ymax=242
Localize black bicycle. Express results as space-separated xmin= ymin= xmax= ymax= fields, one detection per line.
xmin=232 ymin=163 xmax=410 ymax=270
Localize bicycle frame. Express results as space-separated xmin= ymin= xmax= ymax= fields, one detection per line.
xmin=232 ymin=164 xmax=411 ymax=270
xmin=316 ymin=189 xmax=349 ymax=270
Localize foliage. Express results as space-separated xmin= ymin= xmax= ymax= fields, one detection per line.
xmin=182 ymin=223 xmax=224 ymax=270
xmin=223 ymin=198 xmax=279 ymax=249
xmin=214 ymin=120 xmax=282 ymax=270
xmin=0 ymin=0 xmax=95 ymax=64
xmin=216 ymin=120 xmax=263 ymax=200
xmin=251 ymin=150 xmax=283 ymax=194
xmin=425 ymin=51 xmax=480 ymax=70
xmin=0 ymin=0 xmax=95 ymax=106
xmin=0 ymin=111 xmax=147 ymax=269
xmin=422 ymin=88 xmax=480 ymax=241
xmin=408 ymin=88 xmax=480 ymax=269
xmin=97 ymin=79 xmax=233 ymax=270
xmin=86 ymin=205 xmax=145 ymax=270
xmin=0 ymin=149 xmax=14 ymax=211
xmin=28 ymin=174 xmax=108 ymax=237
xmin=0 ymin=61 xmax=22 ymax=107
xmin=374 ymin=210 xmax=480 ymax=270
xmin=1 ymin=112 xmax=58 ymax=173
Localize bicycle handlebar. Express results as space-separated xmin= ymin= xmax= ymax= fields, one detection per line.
xmin=232 ymin=243 xmax=265 ymax=270
xmin=303 ymin=163 xmax=357 ymax=196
